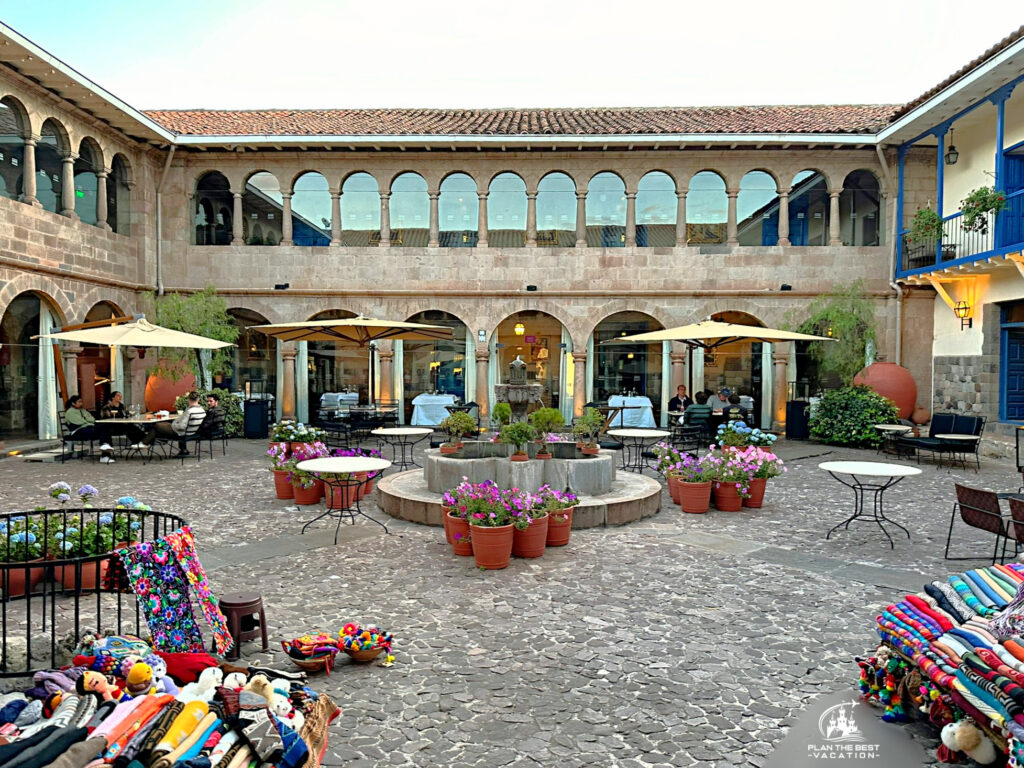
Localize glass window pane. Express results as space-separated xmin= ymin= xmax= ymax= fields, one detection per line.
xmin=439 ymin=172 xmax=477 ymax=247
xmin=537 ymin=172 xmax=576 ymax=247
xmin=737 ymin=171 xmax=779 ymax=246
xmin=0 ymin=100 xmax=24 ymax=201
xmin=391 ymin=172 xmax=428 ymax=247
xmin=291 ymin=172 xmax=331 ymax=246
xmin=686 ymin=171 xmax=727 ymax=244
xmin=586 ymin=172 xmax=625 ymax=247
xmin=487 ymin=172 xmax=526 ymax=247
xmin=341 ymin=172 xmax=380 ymax=246
xmin=636 ymin=171 xmax=676 ymax=247
xmin=788 ymin=170 xmax=829 ymax=246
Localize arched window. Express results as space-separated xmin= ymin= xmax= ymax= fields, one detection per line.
xmin=36 ymin=119 xmax=66 ymax=214
xmin=390 ymin=172 xmax=428 ymax=247
xmin=685 ymin=171 xmax=727 ymax=244
xmin=341 ymin=172 xmax=380 ymax=246
xmin=0 ymin=291 xmax=62 ymax=439
xmin=536 ymin=172 xmax=576 ymax=247
xmin=586 ymin=172 xmax=626 ymax=247
xmin=108 ymin=154 xmax=131 ymax=234
xmin=402 ymin=310 xmax=469 ymax=420
xmin=74 ymin=138 xmax=102 ymax=225
xmin=0 ymin=98 xmax=25 ymax=202
xmin=487 ymin=173 xmax=526 ymax=247
xmin=636 ymin=171 xmax=676 ymax=246
xmin=788 ymin=170 xmax=829 ymax=246
xmin=591 ymin=311 xmax=664 ymax=412
xmin=291 ymin=172 xmax=331 ymax=246
xmin=225 ymin=308 xmax=276 ymax=394
xmin=840 ymin=170 xmax=882 ymax=246
xmin=243 ymin=172 xmax=282 ymax=245
xmin=439 ymin=173 xmax=477 ymax=247
xmin=194 ymin=172 xmax=232 ymax=245
xmin=737 ymin=171 xmax=780 ymax=246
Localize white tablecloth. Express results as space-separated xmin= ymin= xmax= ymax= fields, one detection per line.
xmin=411 ymin=393 xmax=456 ymax=425
xmin=320 ymin=392 xmax=360 ymax=411
xmin=608 ymin=395 xmax=656 ymax=428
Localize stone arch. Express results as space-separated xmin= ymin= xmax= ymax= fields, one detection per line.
xmin=840 ymin=168 xmax=883 ymax=246
xmin=74 ymin=136 xmax=104 ymax=225
xmin=389 ymin=172 xmax=429 ymax=246
xmin=492 ymin=308 xmax=574 ymax=414
xmin=490 ymin=304 xmax=578 ymax=342
xmin=487 ymin=172 xmax=527 ymax=247
xmin=590 ymin=310 xmax=667 ymax=411
xmin=342 ymin=169 xmax=377 ymax=190
xmin=0 ymin=94 xmax=30 ymax=137
xmin=737 ymin=170 xmax=782 ymax=246
xmin=0 ymin=96 xmax=28 ymax=202
xmin=536 ymin=171 xmax=577 ymax=246
xmin=488 ymin=169 xmax=526 ymax=187
xmin=402 ymin=309 xmax=472 ymax=410
xmin=586 ymin=171 xmax=627 ymax=247
xmin=290 ymin=171 xmax=331 ymax=246
xmin=225 ymin=307 xmax=277 ymax=394
xmin=194 ymin=171 xmax=232 ymax=245
xmin=340 ymin=172 xmax=380 ymax=246
xmin=40 ymin=117 xmax=71 ymax=154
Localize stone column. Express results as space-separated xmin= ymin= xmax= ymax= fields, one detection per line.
xmin=771 ymin=347 xmax=788 ymax=431
xmin=575 ymin=191 xmax=587 ymax=247
xmin=475 ymin=348 xmax=489 ymax=420
xmin=60 ymin=154 xmax=78 ymax=218
xmin=428 ymin=191 xmax=440 ymax=247
xmin=777 ymin=189 xmax=791 ymax=246
xmin=726 ymin=188 xmax=739 ymax=245
xmin=96 ymin=170 xmax=110 ymax=230
xmin=675 ymin=191 xmax=687 ymax=246
xmin=477 ymin=192 xmax=488 ymax=248
xmin=526 ymin=192 xmax=537 ymax=246
xmin=378 ymin=341 xmax=394 ymax=403
xmin=63 ymin=345 xmax=82 ymax=399
xmin=670 ymin=348 xmax=687 ymax=391
xmin=330 ymin=192 xmax=341 ymax=245
xmin=625 ymin=191 xmax=637 ymax=246
xmin=281 ymin=344 xmax=297 ymax=419
xmin=20 ymin=135 xmax=38 ymax=206
xmin=571 ymin=350 xmax=587 ymax=417
xmin=232 ymin=192 xmax=243 ymax=244
xmin=829 ymin=190 xmax=842 ymax=245
xmin=280 ymin=193 xmax=294 ymax=245
xmin=379 ymin=192 xmax=391 ymax=248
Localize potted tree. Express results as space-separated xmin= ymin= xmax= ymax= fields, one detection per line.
xmin=528 ymin=407 xmax=565 ymax=459
xmin=499 ymin=421 xmax=535 ymax=462
xmin=492 ymin=402 xmax=513 ymax=428
xmin=438 ymin=411 xmax=476 ymax=455
xmin=573 ymin=407 xmax=605 ymax=456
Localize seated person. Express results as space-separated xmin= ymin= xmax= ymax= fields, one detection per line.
xmin=139 ymin=390 xmax=207 ymax=457
xmin=199 ymin=392 xmax=225 ymax=437
xmin=722 ymin=394 xmax=749 ymax=423
xmin=64 ymin=396 xmax=116 ymax=463
xmin=683 ymin=391 xmax=713 ymax=430
xmin=101 ymin=391 xmax=145 ymax=445
xmin=711 ymin=387 xmax=731 ymax=413
xmin=667 ymin=385 xmax=693 ymax=415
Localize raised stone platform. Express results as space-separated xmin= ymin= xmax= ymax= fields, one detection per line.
xmin=425 ymin=449 xmax=615 ymax=496
xmin=378 ymin=464 xmax=662 ymax=529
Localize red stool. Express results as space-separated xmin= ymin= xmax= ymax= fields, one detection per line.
xmin=217 ymin=593 xmax=269 ymax=660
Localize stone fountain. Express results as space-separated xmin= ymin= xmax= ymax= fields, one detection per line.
xmin=493 ymin=355 xmax=543 ymax=422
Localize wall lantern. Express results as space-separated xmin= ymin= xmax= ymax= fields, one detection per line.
xmin=514 ymin=322 xmax=525 ymax=336
xmin=953 ymin=300 xmax=972 ymax=330
xmin=477 ymin=329 xmax=487 ymax=343
xmin=945 ymin=130 xmax=959 ymax=166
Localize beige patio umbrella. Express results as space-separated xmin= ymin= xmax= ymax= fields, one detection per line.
xmin=601 ymin=319 xmax=835 ymax=350
xmin=249 ymin=316 xmax=454 ymax=345
xmin=35 ymin=317 xmax=234 ymax=349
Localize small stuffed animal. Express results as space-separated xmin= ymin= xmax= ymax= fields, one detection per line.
xmin=270 ymin=691 xmax=304 ymax=732
xmin=125 ymin=662 xmax=154 ymax=697
xmin=243 ymin=673 xmax=273 ymax=704
xmin=142 ymin=655 xmax=178 ymax=696
xmin=941 ymin=720 xmax=999 ymax=765
xmin=177 ymin=667 xmax=223 ymax=703
xmin=223 ymin=672 xmax=247 ymax=691
xmin=75 ymin=670 xmax=126 ymax=702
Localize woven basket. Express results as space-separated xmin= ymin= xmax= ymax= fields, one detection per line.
xmin=344 ymin=646 xmax=384 ymax=663
xmin=282 ymin=641 xmax=338 ymax=675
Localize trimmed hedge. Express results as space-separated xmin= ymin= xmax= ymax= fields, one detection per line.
xmin=808 ymin=385 xmax=899 ymax=448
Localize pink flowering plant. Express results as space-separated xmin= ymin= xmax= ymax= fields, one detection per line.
xmin=667 ymin=452 xmax=715 ymax=483
xmin=266 ymin=443 xmax=291 ymax=472
xmin=286 ymin=441 xmax=329 ymax=489
xmin=534 ymin=485 xmax=578 ymax=524
xmin=736 ymin=446 xmax=787 ymax=479
xmin=702 ymin=449 xmax=757 ymax=498
xmin=332 ymin=446 xmax=383 ymax=480
xmin=652 ymin=442 xmax=684 ymax=474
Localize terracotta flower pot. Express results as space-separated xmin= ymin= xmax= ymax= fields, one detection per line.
xmin=470 ymin=523 xmax=514 ymax=570
xmin=440 ymin=445 xmax=459 ymax=455
xmin=59 ymin=559 xmax=110 ymax=593
xmin=327 ymin=483 xmax=358 ymax=510
xmin=512 ymin=514 xmax=549 ymax=558
xmin=667 ymin=474 xmax=682 ymax=505
xmin=448 ymin=513 xmax=473 ymax=556
xmin=853 ymin=361 xmax=917 ymax=419
xmin=535 ymin=451 xmax=552 ymax=460
xmin=442 ymin=507 xmax=454 ymax=544
xmin=293 ymin=482 xmax=321 ymax=506
xmin=359 ymin=475 xmax=375 ymax=500
xmin=510 ymin=452 xmax=529 ymax=462
xmin=712 ymin=483 xmax=743 ymax=512
xmin=2 ymin=558 xmax=47 ymax=597
xmin=581 ymin=446 xmax=600 ymax=456
xmin=546 ymin=507 xmax=574 ymax=546
xmin=743 ymin=477 xmax=768 ymax=508
xmin=273 ymin=469 xmax=294 ymax=499
xmin=679 ymin=481 xmax=712 ymax=514
xmin=315 ymin=478 xmax=326 ymax=500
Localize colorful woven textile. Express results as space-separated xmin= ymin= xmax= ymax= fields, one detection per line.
xmin=164 ymin=527 xmax=233 ymax=656
xmin=118 ymin=539 xmax=205 ymax=653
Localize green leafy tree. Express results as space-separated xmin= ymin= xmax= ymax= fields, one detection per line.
xmin=150 ymin=286 xmax=239 ymax=388
xmin=809 ymin=385 xmax=899 ymax=448
xmin=789 ymin=280 xmax=877 ymax=386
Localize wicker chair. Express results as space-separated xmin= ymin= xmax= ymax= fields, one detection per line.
xmin=945 ymin=484 xmax=1010 ymax=562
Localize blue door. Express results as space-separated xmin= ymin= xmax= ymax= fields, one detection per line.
xmin=1005 ymin=328 xmax=1024 ymax=420
xmin=998 ymin=155 xmax=1024 ymax=248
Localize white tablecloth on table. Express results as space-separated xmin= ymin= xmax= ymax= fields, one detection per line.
xmin=608 ymin=395 xmax=656 ymax=428
xmin=411 ymin=394 xmax=456 ymax=425
xmin=320 ymin=392 xmax=360 ymax=411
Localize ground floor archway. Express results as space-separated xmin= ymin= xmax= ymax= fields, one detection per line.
xmin=490 ymin=311 xmax=573 ymax=423
xmin=0 ymin=291 xmax=62 ymax=440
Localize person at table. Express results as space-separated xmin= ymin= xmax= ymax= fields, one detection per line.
xmin=139 ymin=390 xmax=206 ymax=456
xmin=684 ymin=391 xmax=713 ymax=431
xmin=64 ymin=395 xmax=117 ymax=463
xmin=198 ymin=392 xmax=225 ymax=437
xmin=722 ymin=394 xmax=748 ymax=423
xmin=667 ymin=385 xmax=693 ymax=415
xmin=101 ymin=391 xmax=146 ymax=445
xmin=711 ymin=388 xmax=731 ymax=413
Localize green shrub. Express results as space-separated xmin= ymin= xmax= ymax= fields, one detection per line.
xmin=528 ymin=407 xmax=564 ymax=437
xmin=808 ymin=385 xmax=899 ymax=448
xmin=174 ymin=388 xmax=243 ymax=438
xmin=492 ymin=402 xmax=512 ymax=426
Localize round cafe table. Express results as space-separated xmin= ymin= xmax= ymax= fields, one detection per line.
xmin=607 ymin=428 xmax=670 ymax=474
xmin=934 ymin=434 xmax=982 ymax=471
xmin=296 ymin=456 xmax=392 ymax=542
xmin=874 ymin=423 xmax=912 ymax=457
xmin=818 ymin=461 xmax=921 ymax=549
xmin=371 ymin=427 xmax=433 ymax=471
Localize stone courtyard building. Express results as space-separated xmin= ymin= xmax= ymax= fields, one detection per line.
xmin=1 ymin=20 xmax=1022 ymax=445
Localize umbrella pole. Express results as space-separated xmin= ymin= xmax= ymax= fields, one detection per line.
xmin=369 ymin=343 xmax=376 ymax=406
xmin=687 ymin=346 xmax=693 ymax=399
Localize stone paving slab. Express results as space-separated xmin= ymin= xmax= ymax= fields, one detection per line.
xmin=1 ymin=437 xmax=1014 ymax=765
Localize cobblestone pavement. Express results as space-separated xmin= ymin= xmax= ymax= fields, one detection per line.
xmin=2 ymin=437 xmax=1019 ymax=766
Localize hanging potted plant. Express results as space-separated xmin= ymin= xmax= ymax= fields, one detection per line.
xmin=499 ymin=421 xmax=535 ymax=462
xmin=735 ymin=446 xmax=786 ymax=508
xmin=267 ymin=443 xmax=294 ymax=499
xmin=508 ymin=489 xmax=546 ymax=558
xmin=907 ymin=206 xmax=943 ymax=245
xmin=574 ymin=407 xmax=605 ymax=456
xmin=438 ymin=411 xmax=476 ymax=455
xmin=528 ymin=408 xmax=565 ymax=460
xmin=960 ymin=187 xmax=1007 ymax=235
xmin=467 ymin=500 xmax=513 ymax=570
xmin=538 ymin=486 xmax=578 ymax=546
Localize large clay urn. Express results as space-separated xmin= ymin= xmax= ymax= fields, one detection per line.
xmin=852 ymin=362 xmax=916 ymax=419
xmin=144 ymin=364 xmax=197 ymax=411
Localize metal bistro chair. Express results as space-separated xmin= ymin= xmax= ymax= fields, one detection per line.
xmin=670 ymin=424 xmax=705 ymax=458
xmin=175 ymin=411 xmax=210 ymax=464
xmin=58 ymin=411 xmax=94 ymax=462
xmin=945 ymin=483 xmax=1011 ymax=562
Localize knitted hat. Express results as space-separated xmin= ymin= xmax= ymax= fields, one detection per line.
xmin=0 ymin=698 xmax=28 ymax=725
xmin=14 ymin=699 xmax=42 ymax=726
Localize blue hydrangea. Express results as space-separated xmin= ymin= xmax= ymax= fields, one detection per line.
xmin=117 ymin=496 xmax=136 ymax=506
xmin=57 ymin=493 xmax=71 ymax=503
xmin=99 ymin=514 xmax=113 ymax=525
xmin=130 ymin=521 xmax=141 ymax=530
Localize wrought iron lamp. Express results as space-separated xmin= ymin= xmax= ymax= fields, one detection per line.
xmin=953 ymin=300 xmax=972 ymax=330
xmin=514 ymin=322 xmax=525 ymax=336
xmin=945 ymin=130 xmax=959 ymax=165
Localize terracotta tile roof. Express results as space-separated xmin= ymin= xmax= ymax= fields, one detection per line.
xmin=894 ymin=25 xmax=1024 ymax=119
xmin=143 ymin=105 xmax=897 ymax=137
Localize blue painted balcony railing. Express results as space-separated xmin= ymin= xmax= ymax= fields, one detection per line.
xmin=898 ymin=188 xmax=1024 ymax=275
